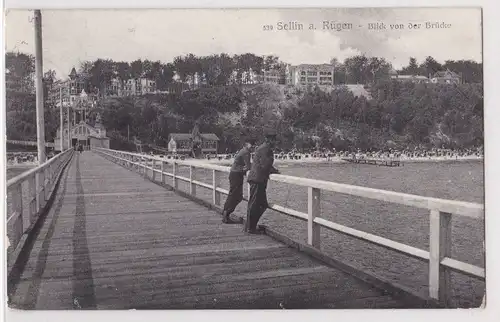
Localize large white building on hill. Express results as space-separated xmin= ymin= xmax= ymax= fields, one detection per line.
xmin=260 ymin=63 xmax=335 ymax=88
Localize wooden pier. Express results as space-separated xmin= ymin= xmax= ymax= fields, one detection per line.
xmin=6 ymin=148 xmax=484 ymax=309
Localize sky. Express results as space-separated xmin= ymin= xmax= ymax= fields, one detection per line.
xmin=4 ymin=8 xmax=482 ymax=79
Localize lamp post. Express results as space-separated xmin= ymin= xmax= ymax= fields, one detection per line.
xmin=67 ymin=97 xmax=71 ymax=148
xmin=59 ymin=87 xmax=63 ymax=151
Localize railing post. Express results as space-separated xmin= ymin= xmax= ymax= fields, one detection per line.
xmin=152 ymin=158 xmax=156 ymax=181
xmin=429 ymin=210 xmax=452 ymax=305
xmin=160 ymin=161 xmax=165 ymax=183
xmin=28 ymin=174 xmax=36 ymax=224
xmin=44 ymin=167 xmax=49 ymax=201
xmin=48 ymin=163 xmax=54 ymax=193
xmin=307 ymin=187 xmax=321 ymax=249
xmin=36 ymin=171 xmax=43 ymax=209
xmin=10 ymin=183 xmax=24 ymax=249
xmin=172 ymin=162 xmax=178 ymax=189
xmin=190 ymin=165 xmax=196 ymax=196
xmin=213 ymin=169 xmax=221 ymax=206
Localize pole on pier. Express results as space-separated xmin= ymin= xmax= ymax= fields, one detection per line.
xmin=59 ymin=87 xmax=64 ymax=151
xmin=34 ymin=10 xmax=46 ymax=163
xmin=67 ymin=102 xmax=71 ymax=148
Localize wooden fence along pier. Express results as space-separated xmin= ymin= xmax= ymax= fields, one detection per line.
xmin=6 ymin=148 xmax=484 ymax=309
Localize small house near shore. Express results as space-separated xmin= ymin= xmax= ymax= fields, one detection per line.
xmin=168 ymin=123 xmax=219 ymax=156
xmin=430 ymin=69 xmax=462 ymax=84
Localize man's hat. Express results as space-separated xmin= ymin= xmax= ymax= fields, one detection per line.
xmin=263 ymin=128 xmax=277 ymax=138
xmin=244 ymin=137 xmax=257 ymax=145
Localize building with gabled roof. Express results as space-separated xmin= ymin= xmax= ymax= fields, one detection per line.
xmin=167 ymin=123 xmax=219 ymax=156
xmin=430 ymin=69 xmax=462 ymax=84
xmin=54 ymin=112 xmax=110 ymax=152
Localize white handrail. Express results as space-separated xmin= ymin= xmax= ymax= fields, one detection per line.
xmin=6 ymin=149 xmax=74 ymax=254
xmin=94 ymin=147 xmax=485 ymax=305
xmin=96 ymin=149 xmax=482 ymax=217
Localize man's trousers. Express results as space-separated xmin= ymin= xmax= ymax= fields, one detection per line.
xmin=223 ymin=171 xmax=245 ymax=215
xmin=245 ymin=181 xmax=269 ymax=231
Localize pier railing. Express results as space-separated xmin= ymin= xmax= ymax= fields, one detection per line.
xmin=6 ymin=148 xmax=74 ymax=260
xmin=94 ymin=147 xmax=485 ymax=306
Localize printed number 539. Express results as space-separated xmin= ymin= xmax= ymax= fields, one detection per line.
xmin=263 ymin=24 xmax=274 ymax=31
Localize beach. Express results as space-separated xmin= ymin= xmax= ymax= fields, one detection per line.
xmin=175 ymin=154 xmax=484 ymax=167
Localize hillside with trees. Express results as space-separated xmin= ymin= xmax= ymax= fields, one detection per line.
xmin=5 ymin=51 xmax=483 ymax=152
xmin=95 ymin=80 xmax=482 ymax=153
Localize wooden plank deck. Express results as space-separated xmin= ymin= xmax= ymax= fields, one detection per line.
xmin=8 ymin=152 xmax=410 ymax=310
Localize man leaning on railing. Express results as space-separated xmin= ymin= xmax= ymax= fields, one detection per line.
xmin=221 ymin=136 xmax=256 ymax=224
xmin=245 ymin=128 xmax=280 ymax=235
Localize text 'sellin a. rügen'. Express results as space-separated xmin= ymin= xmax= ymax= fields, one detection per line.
xmin=268 ymin=21 xmax=354 ymax=31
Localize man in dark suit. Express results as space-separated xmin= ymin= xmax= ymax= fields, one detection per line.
xmin=222 ymin=137 xmax=256 ymax=224
xmin=245 ymin=129 xmax=280 ymax=234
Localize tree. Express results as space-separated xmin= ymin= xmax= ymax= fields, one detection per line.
xmin=329 ymin=58 xmax=341 ymax=67
xmin=420 ymin=56 xmax=443 ymax=77
xmin=6 ymin=52 xmax=35 ymax=92
xmin=344 ymin=55 xmax=369 ymax=84
xmin=400 ymin=57 xmax=421 ymax=75
xmin=443 ymin=60 xmax=483 ymax=83
xmin=115 ymin=61 xmax=131 ymax=80
xmin=130 ymin=59 xmax=143 ymax=79
xmin=263 ymin=55 xmax=280 ymax=71
xmin=79 ymin=61 xmax=94 ymax=76
xmin=142 ymin=59 xmax=154 ymax=79
xmin=367 ymin=57 xmax=392 ymax=83
xmin=158 ymin=63 xmax=175 ymax=90
xmin=43 ymin=69 xmax=57 ymax=102
xmin=234 ymin=53 xmax=264 ymax=83
xmin=88 ymin=59 xmax=115 ymax=97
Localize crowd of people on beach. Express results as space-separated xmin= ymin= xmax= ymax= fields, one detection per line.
xmin=204 ymin=146 xmax=484 ymax=162
xmin=7 ymin=150 xmax=60 ymax=165
xmin=6 ymin=152 xmax=39 ymax=165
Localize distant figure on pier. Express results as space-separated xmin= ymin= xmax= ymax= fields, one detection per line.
xmin=245 ymin=128 xmax=280 ymax=234
xmin=221 ymin=137 xmax=256 ymax=224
